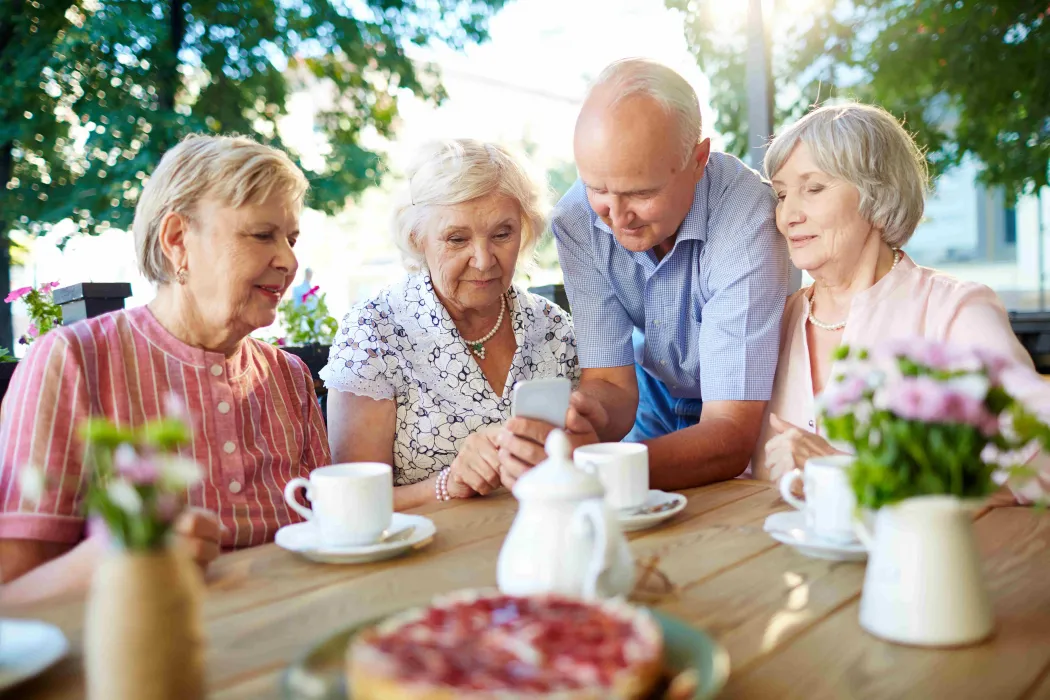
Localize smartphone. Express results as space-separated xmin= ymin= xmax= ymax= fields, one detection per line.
xmin=510 ymin=377 xmax=572 ymax=429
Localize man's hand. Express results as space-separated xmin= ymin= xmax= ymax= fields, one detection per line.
xmin=497 ymin=392 xmax=602 ymax=489
xmin=172 ymin=508 xmax=223 ymax=571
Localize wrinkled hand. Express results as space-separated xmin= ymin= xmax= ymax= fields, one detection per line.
xmin=765 ymin=413 xmax=841 ymax=485
xmin=447 ymin=426 xmax=503 ymax=499
xmin=172 ymin=508 xmax=222 ymax=571
xmin=497 ymin=392 xmax=602 ymax=489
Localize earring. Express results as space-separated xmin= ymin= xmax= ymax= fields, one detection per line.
xmin=175 ymin=266 xmax=188 ymax=285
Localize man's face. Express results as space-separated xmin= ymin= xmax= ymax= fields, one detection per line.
xmin=574 ymin=93 xmax=709 ymax=255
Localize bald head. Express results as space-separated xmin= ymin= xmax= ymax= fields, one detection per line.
xmin=572 ymin=59 xmax=709 ymax=256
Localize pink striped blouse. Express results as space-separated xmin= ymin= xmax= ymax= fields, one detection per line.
xmin=0 ymin=305 xmax=331 ymax=548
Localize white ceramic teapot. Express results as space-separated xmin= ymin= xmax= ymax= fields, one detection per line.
xmin=496 ymin=430 xmax=635 ymax=600
xmin=855 ymin=495 xmax=993 ymax=647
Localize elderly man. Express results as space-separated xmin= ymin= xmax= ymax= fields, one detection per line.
xmin=498 ymin=58 xmax=790 ymax=490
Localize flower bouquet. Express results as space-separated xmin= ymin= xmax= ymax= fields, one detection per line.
xmin=22 ymin=399 xmax=206 ymax=700
xmin=819 ymin=339 xmax=1046 ymax=509
xmin=818 ymin=338 xmax=1048 ymax=647
xmin=5 ymin=280 xmax=62 ymax=348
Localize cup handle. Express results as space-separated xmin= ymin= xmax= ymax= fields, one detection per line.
xmin=284 ymin=477 xmax=314 ymax=521
xmin=572 ymin=499 xmax=612 ymax=600
xmin=779 ymin=469 xmax=807 ymax=510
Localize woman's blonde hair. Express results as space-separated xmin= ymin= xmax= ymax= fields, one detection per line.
xmin=764 ymin=102 xmax=929 ymax=248
xmin=391 ymin=139 xmax=549 ymax=272
xmin=133 ymin=134 xmax=309 ymax=283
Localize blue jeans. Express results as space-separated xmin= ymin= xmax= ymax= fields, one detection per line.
xmin=624 ymin=363 xmax=703 ymax=442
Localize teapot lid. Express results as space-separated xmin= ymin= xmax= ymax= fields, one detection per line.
xmin=512 ymin=430 xmax=605 ymax=501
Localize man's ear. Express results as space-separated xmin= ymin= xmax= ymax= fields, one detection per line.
xmin=691 ymin=138 xmax=712 ymax=183
xmin=157 ymin=211 xmax=191 ymax=274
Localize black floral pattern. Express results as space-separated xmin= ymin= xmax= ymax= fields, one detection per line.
xmin=320 ymin=274 xmax=580 ymax=486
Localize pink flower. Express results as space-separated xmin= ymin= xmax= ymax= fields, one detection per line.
xmin=821 ymin=375 xmax=868 ymax=417
xmin=163 ymin=392 xmax=189 ymax=421
xmin=27 ymin=323 xmax=38 ymax=338
xmin=276 ymin=337 xmax=286 ymax=346
xmin=114 ymin=444 xmax=160 ymax=485
xmin=41 ymin=281 xmax=60 ymax=293
xmin=5 ymin=286 xmax=32 ymax=303
xmin=301 ymin=285 xmax=320 ymax=303
xmin=882 ymin=376 xmax=999 ymax=436
xmin=154 ymin=493 xmax=181 ymax=524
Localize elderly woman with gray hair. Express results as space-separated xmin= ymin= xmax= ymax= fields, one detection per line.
xmin=321 ymin=139 xmax=579 ymax=510
xmin=754 ymin=102 xmax=1037 ymax=486
xmin=0 ymin=134 xmax=330 ymax=602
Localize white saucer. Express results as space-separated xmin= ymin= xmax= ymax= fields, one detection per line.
xmin=616 ymin=490 xmax=687 ymax=532
xmin=0 ymin=619 xmax=69 ymax=691
xmin=275 ymin=513 xmax=436 ymax=564
xmin=763 ymin=511 xmax=867 ymax=562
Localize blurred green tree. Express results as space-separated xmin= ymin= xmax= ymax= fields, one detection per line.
xmin=669 ymin=0 xmax=1049 ymax=193
xmin=0 ymin=0 xmax=506 ymax=351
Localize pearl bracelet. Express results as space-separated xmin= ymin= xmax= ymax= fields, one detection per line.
xmin=435 ymin=467 xmax=452 ymax=502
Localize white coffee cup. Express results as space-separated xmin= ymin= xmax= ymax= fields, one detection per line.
xmin=284 ymin=463 xmax=393 ymax=547
xmin=779 ymin=455 xmax=858 ymax=544
xmin=574 ymin=443 xmax=649 ymax=510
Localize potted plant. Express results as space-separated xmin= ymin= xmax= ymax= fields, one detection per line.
xmin=274 ymin=284 xmax=339 ymax=408
xmin=820 ymin=339 xmax=1048 ymax=647
xmin=1 ymin=281 xmax=63 ymax=401
xmin=21 ymin=400 xmax=206 ymax=699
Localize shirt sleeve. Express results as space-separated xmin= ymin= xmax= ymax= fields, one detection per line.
xmin=319 ymin=301 xmax=399 ymax=402
xmin=698 ymin=172 xmax=790 ymax=402
xmin=551 ymin=181 xmax=635 ymax=368
xmin=537 ymin=296 xmax=582 ymax=388
xmin=0 ymin=331 xmax=90 ymax=543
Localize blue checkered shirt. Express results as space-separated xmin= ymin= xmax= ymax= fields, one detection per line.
xmin=551 ymin=152 xmax=790 ymax=402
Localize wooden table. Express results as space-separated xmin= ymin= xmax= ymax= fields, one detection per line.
xmin=10 ymin=480 xmax=1050 ymax=699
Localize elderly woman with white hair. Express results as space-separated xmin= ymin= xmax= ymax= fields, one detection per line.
xmin=321 ymin=139 xmax=579 ymax=509
xmin=0 ymin=134 xmax=330 ymax=602
xmin=754 ymin=102 xmax=1038 ymax=484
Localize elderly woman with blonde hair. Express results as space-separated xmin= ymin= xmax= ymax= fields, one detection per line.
xmin=754 ymin=102 xmax=1040 ymax=495
xmin=322 ymin=139 xmax=579 ymax=510
xmin=0 ymin=134 xmax=330 ymax=602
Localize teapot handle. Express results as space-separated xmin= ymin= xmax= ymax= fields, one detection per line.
xmin=571 ymin=499 xmax=613 ymax=600
xmin=853 ymin=509 xmax=876 ymax=551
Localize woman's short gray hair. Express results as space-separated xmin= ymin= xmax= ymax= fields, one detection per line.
xmin=589 ymin=58 xmax=702 ymax=165
xmin=133 ymin=133 xmax=309 ymax=283
xmin=392 ymin=139 xmax=549 ymax=273
xmin=764 ymin=102 xmax=929 ymax=248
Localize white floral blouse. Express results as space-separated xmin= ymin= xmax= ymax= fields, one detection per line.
xmin=320 ymin=274 xmax=580 ymax=486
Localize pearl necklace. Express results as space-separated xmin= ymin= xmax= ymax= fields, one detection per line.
xmin=462 ymin=294 xmax=506 ymax=360
xmin=808 ymin=248 xmax=902 ymax=331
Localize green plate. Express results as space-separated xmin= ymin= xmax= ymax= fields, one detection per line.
xmin=282 ymin=608 xmax=730 ymax=699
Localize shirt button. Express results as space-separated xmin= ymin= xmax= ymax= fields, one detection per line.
xmin=211 ymin=364 xmax=223 ymax=377
xmin=660 ymin=359 xmax=668 ymax=366
xmin=653 ymin=320 xmax=660 ymax=327
xmin=808 ymin=420 xmax=815 ymax=428
xmin=217 ymin=401 xmax=231 ymax=414
xmin=228 ymin=481 xmax=242 ymax=494
xmin=223 ymin=441 xmax=236 ymax=454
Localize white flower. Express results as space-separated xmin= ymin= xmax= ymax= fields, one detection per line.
xmin=19 ymin=467 xmax=46 ymax=505
xmin=944 ymin=374 xmax=990 ymax=401
xmin=107 ymin=479 xmax=143 ymax=515
xmin=158 ymin=456 xmax=203 ymax=490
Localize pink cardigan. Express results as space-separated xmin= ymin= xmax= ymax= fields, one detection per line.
xmin=751 ymin=252 xmax=1047 ymax=492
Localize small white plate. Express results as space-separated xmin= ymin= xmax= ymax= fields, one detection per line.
xmin=616 ymin=490 xmax=687 ymax=532
xmin=0 ymin=619 xmax=69 ymax=692
xmin=275 ymin=513 xmax=436 ymax=564
xmin=764 ymin=511 xmax=867 ymax=562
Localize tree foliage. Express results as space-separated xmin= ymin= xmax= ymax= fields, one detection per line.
xmin=0 ymin=0 xmax=506 ymax=348
xmin=668 ymin=0 xmax=1050 ymax=194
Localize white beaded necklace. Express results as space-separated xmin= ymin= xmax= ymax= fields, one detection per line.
xmin=462 ymin=294 xmax=506 ymax=360
xmin=807 ymin=248 xmax=902 ymax=332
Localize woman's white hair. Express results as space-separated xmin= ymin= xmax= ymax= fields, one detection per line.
xmin=133 ymin=133 xmax=309 ymax=284
xmin=392 ymin=139 xmax=549 ymax=273
xmin=764 ymin=102 xmax=929 ymax=248
xmin=588 ymin=58 xmax=702 ymax=164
